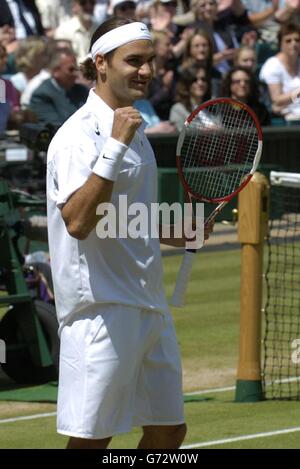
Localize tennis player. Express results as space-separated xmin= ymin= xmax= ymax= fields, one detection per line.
xmin=47 ymin=17 xmax=212 ymax=449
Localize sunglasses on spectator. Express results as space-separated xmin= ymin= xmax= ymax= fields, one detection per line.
xmin=231 ymin=78 xmax=250 ymax=84
xmin=193 ymin=75 xmax=208 ymax=83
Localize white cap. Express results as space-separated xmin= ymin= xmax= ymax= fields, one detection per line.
xmin=111 ymin=0 xmax=137 ymax=9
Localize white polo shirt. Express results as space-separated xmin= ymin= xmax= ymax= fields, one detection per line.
xmin=47 ymin=89 xmax=169 ymax=328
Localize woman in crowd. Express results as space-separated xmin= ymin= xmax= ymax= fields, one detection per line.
xmin=9 ymin=36 xmax=47 ymax=93
xmin=181 ymin=27 xmax=222 ymax=96
xmin=191 ymin=0 xmax=251 ymax=74
xmin=259 ymin=22 xmax=300 ymax=122
xmin=0 ymin=41 xmax=36 ymax=132
xmin=222 ymin=65 xmax=271 ymax=125
xmin=235 ymin=44 xmax=273 ymax=111
xmin=169 ymin=64 xmax=211 ymax=131
xmin=234 ymin=45 xmax=257 ymax=71
xmin=147 ymin=30 xmax=177 ymax=120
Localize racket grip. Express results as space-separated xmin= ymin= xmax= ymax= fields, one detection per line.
xmin=170 ymin=250 xmax=196 ymax=307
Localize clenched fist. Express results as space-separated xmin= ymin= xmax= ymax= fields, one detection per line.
xmin=111 ymin=107 xmax=142 ymax=146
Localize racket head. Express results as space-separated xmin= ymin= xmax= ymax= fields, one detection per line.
xmin=176 ymin=97 xmax=263 ymax=204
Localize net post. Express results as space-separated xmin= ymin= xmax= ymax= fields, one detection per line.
xmin=235 ymin=172 xmax=269 ymax=402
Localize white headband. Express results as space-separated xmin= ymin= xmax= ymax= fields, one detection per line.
xmin=90 ymin=22 xmax=152 ymax=62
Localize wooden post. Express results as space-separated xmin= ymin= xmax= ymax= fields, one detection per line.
xmin=235 ymin=172 xmax=269 ymax=402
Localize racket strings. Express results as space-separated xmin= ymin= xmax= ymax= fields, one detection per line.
xmin=181 ymin=102 xmax=258 ymax=200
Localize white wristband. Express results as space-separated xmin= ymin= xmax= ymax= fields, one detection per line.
xmin=92 ymin=137 xmax=128 ymax=182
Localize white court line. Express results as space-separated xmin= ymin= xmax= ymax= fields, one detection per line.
xmin=0 ymin=412 xmax=56 ymax=424
xmin=181 ymin=426 xmax=300 ymax=449
xmin=185 ymin=385 xmax=235 ymax=396
xmin=1 ymin=376 xmax=299 ymax=425
xmin=185 ymin=376 xmax=300 ymax=396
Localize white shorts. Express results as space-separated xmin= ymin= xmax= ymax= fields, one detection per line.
xmin=57 ymin=304 xmax=185 ymax=439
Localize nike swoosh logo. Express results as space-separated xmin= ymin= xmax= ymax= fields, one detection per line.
xmin=102 ymin=154 xmax=113 ymax=160
xmin=141 ymin=27 xmax=147 ymax=31
xmin=95 ymin=130 xmax=100 ymax=135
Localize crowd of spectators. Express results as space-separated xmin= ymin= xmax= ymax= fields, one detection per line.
xmin=1 ymin=0 xmax=300 ymax=134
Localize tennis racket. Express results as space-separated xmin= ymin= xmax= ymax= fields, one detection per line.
xmin=170 ymin=97 xmax=263 ymax=307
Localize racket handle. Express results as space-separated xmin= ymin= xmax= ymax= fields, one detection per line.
xmin=170 ymin=250 xmax=196 ymax=307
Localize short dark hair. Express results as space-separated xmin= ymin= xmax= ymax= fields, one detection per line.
xmin=80 ymin=17 xmax=134 ymax=81
xmin=221 ymin=66 xmax=258 ymax=103
xmin=278 ymin=22 xmax=300 ymax=46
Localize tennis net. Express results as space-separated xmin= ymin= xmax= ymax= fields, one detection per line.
xmin=263 ymin=172 xmax=300 ymax=399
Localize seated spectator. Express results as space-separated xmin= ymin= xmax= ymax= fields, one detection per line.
xmin=259 ymin=22 xmax=300 ymax=122
xmin=0 ymin=25 xmax=16 ymax=51
xmin=234 ymin=45 xmax=257 ymax=71
xmin=21 ymin=39 xmax=73 ymax=106
xmin=234 ymin=43 xmax=272 ymax=110
xmin=169 ymin=64 xmax=211 ymax=131
xmin=180 ymin=28 xmax=222 ymax=96
xmin=54 ymin=0 xmax=98 ymax=63
xmin=192 ymin=0 xmax=251 ymax=74
xmin=0 ymin=41 xmax=37 ymax=132
xmin=147 ymin=31 xmax=177 ymax=120
xmin=0 ymin=0 xmax=44 ymax=39
xmin=29 ymin=48 xmax=88 ymax=125
xmin=0 ymin=26 xmax=17 ymax=76
xmin=222 ymin=65 xmax=270 ymax=125
xmin=110 ymin=0 xmax=137 ymax=19
xmin=9 ymin=36 xmax=47 ymax=93
xmin=0 ymin=41 xmax=19 ymax=132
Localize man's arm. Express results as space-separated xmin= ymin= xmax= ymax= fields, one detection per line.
xmin=60 ymin=107 xmax=142 ymax=240
xmin=159 ymin=220 xmax=214 ymax=247
xmin=218 ymin=0 xmax=247 ymax=16
xmin=267 ymin=82 xmax=298 ymax=113
xmin=275 ymin=0 xmax=300 ymax=23
xmin=61 ymin=173 xmax=114 ymax=240
xmin=248 ymin=1 xmax=279 ymax=27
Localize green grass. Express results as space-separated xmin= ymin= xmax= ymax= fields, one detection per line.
xmin=165 ymin=250 xmax=241 ymax=388
xmin=1 ymin=391 xmax=300 ymax=449
xmin=1 ymin=247 xmax=300 ymax=448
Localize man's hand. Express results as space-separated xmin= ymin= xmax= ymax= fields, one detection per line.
xmin=218 ymin=0 xmax=245 ymax=15
xmin=150 ymin=10 xmax=172 ymax=31
xmin=111 ymin=107 xmax=142 ymax=146
xmin=204 ymin=220 xmax=214 ymax=241
xmin=286 ymin=0 xmax=300 ymax=10
xmin=222 ymin=48 xmax=236 ymax=60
